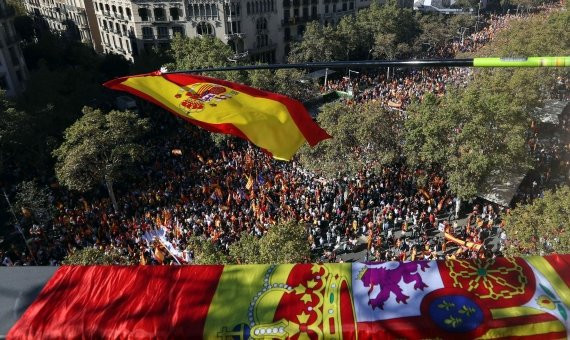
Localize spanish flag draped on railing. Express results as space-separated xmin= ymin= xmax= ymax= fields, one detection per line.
xmin=7 ymin=255 xmax=570 ymax=339
xmin=103 ymin=71 xmax=331 ymax=160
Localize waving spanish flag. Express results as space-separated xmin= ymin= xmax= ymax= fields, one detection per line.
xmin=103 ymin=71 xmax=331 ymax=160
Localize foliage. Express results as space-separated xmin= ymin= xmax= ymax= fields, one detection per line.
xmin=53 ymin=108 xmax=150 ymax=207
xmin=14 ymin=180 xmax=54 ymax=226
xmin=187 ymin=235 xmax=229 ymax=265
xmin=258 ymin=221 xmax=311 ymax=264
xmin=405 ymin=8 xmax=569 ymax=199
xmin=288 ymin=1 xmax=421 ymax=62
xmin=226 ymin=221 xmax=311 ymax=264
xmin=464 ymin=9 xmax=569 ymax=106
xmin=165 ymin=35 xmax=244 ymax=82
xmin=503 ymin=186 xmax=570 ymax=256
xmin=0 ymin=91 xmax=35 ymax=178
xmin=288 ymin=22 xmax=341 ymax=62
xmin=299 ymin=102 xmax=403 ymax=176
xmin=404 ymin=89 xmax=531 ymax=199
xmin=6 ymin=0 xmax=26 ymax=15
xmin=228 ymin=232 xmax=261 ymax=264
xmin=62 ymin=246 xmax=133 ymax=265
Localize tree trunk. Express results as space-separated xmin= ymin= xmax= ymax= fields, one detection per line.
xmin=105 ymin=177 xmax=119 ymax=213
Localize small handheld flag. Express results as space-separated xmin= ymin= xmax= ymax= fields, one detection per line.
xmin=104 ymin=72 xmax=331 ymax=161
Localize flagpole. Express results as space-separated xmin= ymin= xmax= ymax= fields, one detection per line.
xmin=163 ymin=57 xmax=569 ymax=74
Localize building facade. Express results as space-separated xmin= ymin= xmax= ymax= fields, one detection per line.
xmin=0 ymin=0 xmax=28 ymax=96
xmin=24 ymin=0 xmax=100 ymax=50
xmin=28 ymin=0 xmax=384 ymax=63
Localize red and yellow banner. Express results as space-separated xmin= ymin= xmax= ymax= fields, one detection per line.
xmin=8 ymin=256 xmax=570 ymax=339
xmin=104 ymin=72 xmax=331 ymax=160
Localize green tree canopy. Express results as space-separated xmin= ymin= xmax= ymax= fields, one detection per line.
xmin=62 ymin=246 xmax=134 ymax=265
xmin=503 ymin=186 xmax=570 ymax=256
xmin=53 ymin=107 xmax=150 ymax=211
xmin=14 ymin=180 xmax=54 ymax=227
xmin=228 ymin=221 xmax=311 ymax=264
xmin=299 ymin=102 xmax=403 ymax=176
xmin=404 ymin=89 xmax=531 ymax=199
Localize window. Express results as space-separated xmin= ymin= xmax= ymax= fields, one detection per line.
xmin=284 ymin=9 xmax=289 ymax=19
xmin=297 ymin=25 xmax=304 ymax=36
xmin=122 ymin=24 xmax=127 ymax=34
xmin=126 ymin=8 xmax=131 ymax=19
xmin=196 ymin=22 xmax=214 ymax=35
xmin=212 ymin=3 xmax=218 ymax=17
xmin=154 ymin=8 xmax=165 ymax=21
xmin=349 ymin=1 xmax=353 ymax=9
xmin=283 ymin=0 xmax=290 ymax=6
xmin=311 ymin=6 xmax=317 ymax=17
xmin=256 ymin=34 xmax=268 ymax=48
xmin=142 ymin=26 xmax=153 ymax=39
xmin=256 ymin=17 xmax=267 ymax=31
xmin=170 ymin=7 xmax=179 ymax=20
xmin=172 ymin=26 xmax=184 ymax=37
xmin=284 ymin=27 xmax=290 ymax=40
xmin=332 ymin=3 xmax=336 ymax=11
xmin=157 ymin=26 xmax=168 ymax=39
xmin=342 ymin=2 xmax=346 ymax=10
xmin=138 ymin=8 xmax=148 ymax=21
xmin=247 ymin=2 xmax=250 ymax=14
xmin=302 ymin=6 xmax=308 ymax=17
xmin=104 ymin=4 xmax=109 ymax=12
xmin=325 ymin=4 xmax=328 ymax=12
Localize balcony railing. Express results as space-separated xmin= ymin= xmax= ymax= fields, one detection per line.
xmin=224 ymin=32 xmax=245 ymax=40
xmin=156 ymin=33 xmax=170 ymax=40
xmin=142 ymin=35 xmax=154 ymax=40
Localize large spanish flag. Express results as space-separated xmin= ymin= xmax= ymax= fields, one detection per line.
xmin=7 ymin=256 xmax=570 ymax=339
xmin=103 ymin=72 xmax=331 ymax=160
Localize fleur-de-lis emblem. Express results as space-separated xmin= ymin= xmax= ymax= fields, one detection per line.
xmin=437 ymin=300 xmax=455 ymax=311
xmin=444 ymin=316 xmax=463 ymax=328
xmin=458 ymin=305 xmax=476 ymax=316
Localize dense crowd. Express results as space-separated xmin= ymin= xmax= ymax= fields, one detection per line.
xmin=322 ymin=12 xmax=528 ymax=111
xmin=1 ymin=7 xmax=565 ymax=266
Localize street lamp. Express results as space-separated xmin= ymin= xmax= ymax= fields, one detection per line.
xmin=348 ymin=69 xmax=359 ymax=96
xmin=457 ymin=26 xmax=469 ymax=45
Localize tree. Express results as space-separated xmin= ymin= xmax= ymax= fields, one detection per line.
xmin=287 ymin=22 xmax=341 ymax=62
xmin=166 ymin=35 xmax=244 ymax=82
xmin=53 ymin=107 xmax=150 ymax=212
xmin=503 ymin=186 xmax=570 ymax=256
xmin=227 ymin=221 xmax=311 ymax=264
xmin=228 ymin=232 xmax=261 ymax=264
xmin=0 ymin=91 xmax=35 ymax=178
xmin=258 ymin=221 xmax=311 ymax=264
xmin=186 ymin=235 xmax=229 ymax=264
xmin=299 ymin=102 xmax=403 ymax=176
xmin=14 ymin=181 xmax=54 ymax=227
xmin=404 ymin=89 xmax=531 ymax=199
xmin=62 ymin=246 xmax=133 ymax=265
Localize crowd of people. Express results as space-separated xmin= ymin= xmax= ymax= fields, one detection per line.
xmin=1 ymin=6 xmax=565 ymax=267
xmin=321 ymin=12 xmax=530 ymax=111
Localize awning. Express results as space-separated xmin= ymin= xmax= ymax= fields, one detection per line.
xmin=478 ymin=168 xmax=527 ymax=207
xmin=304 ymin=68 xmax=337 ymax=80
xmin=532 ymin=100 xmax=569 ymax=125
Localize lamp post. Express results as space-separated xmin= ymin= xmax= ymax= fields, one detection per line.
xmin=348 ymin=69 xmax=359 ymax=96
xmin=458 ymin=27 xmax=469 ymax=45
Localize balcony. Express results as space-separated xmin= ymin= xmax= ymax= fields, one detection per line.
xmin=156 ymin=34 xmax=170 ymax=40
xmin=142 ymin=35 xmax=154 ymax=40
xmin=153 ymin=16 xmax=168 ymax=22
xmin=224 ymin=32 xmax=245 ymax=40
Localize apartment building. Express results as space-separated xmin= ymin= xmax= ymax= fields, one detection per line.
xmin=0 ymin=0 xmax=28 ymax=96
xmin=29 ymin=0 xmax=382 ymax=63
xmin=24 ymin=0 xmax=100 ymax=50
